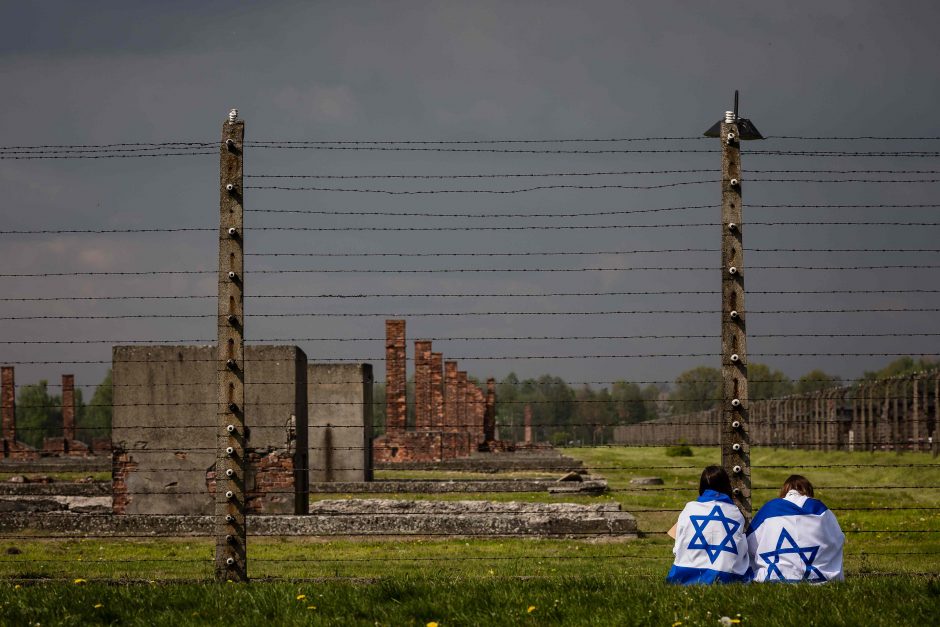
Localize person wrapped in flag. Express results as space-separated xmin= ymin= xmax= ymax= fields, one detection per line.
xmin=747 ymin=474 xmax=845 ymax=583
xmin=666 ymin=465 xmax=752 ymax=584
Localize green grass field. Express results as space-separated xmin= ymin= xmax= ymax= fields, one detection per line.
xmin=1 ymin=446 xmax=938 ymax=625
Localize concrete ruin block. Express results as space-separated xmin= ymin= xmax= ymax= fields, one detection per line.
xmin=111 ymin=345 xmax=307 ymax=516
xmin=308 ymin=363 xmax=373 ymax=483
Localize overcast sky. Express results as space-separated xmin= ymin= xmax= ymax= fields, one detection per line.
xmin=2 ymin=0 xmax=939 ymax=393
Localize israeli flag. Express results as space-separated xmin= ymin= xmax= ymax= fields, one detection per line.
xmin=666 ymin=490 xmax=752 ymax=584
xmin=747 ymin=490 xmax=845 ymax=583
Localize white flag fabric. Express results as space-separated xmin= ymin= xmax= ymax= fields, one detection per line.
xmin=666 ymin=490 xmax=752 ymax=584
xmin=747 ymin=490 xmax=845 ymax=583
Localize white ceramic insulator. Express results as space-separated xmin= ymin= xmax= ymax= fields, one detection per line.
xmin=730 ymin=310 xmax=739 ymax=319
xmin=228 ymin=109 xmax=238 ymax=123
xmin=226 ymin=557 xmax=235 ymax=566
xmin=228 ymin=271 xmax=236 ymax=279
xmin=226 ymin=183 xmax=235 ymax=192
xmin=226 ymin=446 xmax=234 ymax=455
xmin=728 ymin=222 xmax=737 ymax=231
xmin=732 ymin=465 xmax=742 ymax=474
xmin=730 ymin=178 xmax=739 ymax=186
xmin=730 ymin=353 xmax=740 ymax=362
xmin=726 ymin=132 xmax=735 ymax=143
xmin=225 ymin=490 xmax=234 ymax=499
xmin=725 ymin=111 xmax=735 ymax=123
xmin=226 ymin=424 xmax=235 ymax=433
xmin=225 ymin=468 xmax=234 ymax=477
xmin=731 ymin=420 xmax=741 ymax=428
xmin=731 ymin=398 xmax=741 ymax=407
xmin=732 ymin=443 xmax=741 ymax=451
xmin=228 ymin=227 xmax=237 ymax=236
xmin=728 ymin=266 xmax=737 ymax=275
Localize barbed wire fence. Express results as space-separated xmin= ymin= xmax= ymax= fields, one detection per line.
xmin=0 ymin=117 xmax=938 ymax=583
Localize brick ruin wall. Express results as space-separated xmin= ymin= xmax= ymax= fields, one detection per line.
xmin=1 ymin=366 xmax=35 ymax=460
xmin=374 ymin=320 xmax=509 ymax=463
xmin=40 ymin=374 xmax=92 ymax=457
xmin=202 ymin=448 xmax=300 ymax=515
xmin=1 ymin=367 xmax=105 ymax=460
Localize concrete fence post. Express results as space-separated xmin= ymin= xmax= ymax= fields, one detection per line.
xmin=719 ymin=117 xmax=751 ymax=517
xmin=216 ymin=110 xmax=247 ymax=582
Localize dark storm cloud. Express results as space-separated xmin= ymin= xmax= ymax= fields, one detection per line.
xmin=2 ymin=1 xmax=939 ymax=390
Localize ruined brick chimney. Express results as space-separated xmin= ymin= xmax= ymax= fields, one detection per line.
xmin=484 ymin=377 xmax=496 ymax=442
xmin=430 ymin=352 xmax=444 ymax=429
xmin=414 ymin=340 xmax=433 ymax=430
xmin=385 ymin=320 xmax=407 ymax=434
xmin=61 ymin=374 xmax=75 ymax=441
xmin=444 ymin=361 xmax=458 ymax=430
xmin=1 ymin=366 xmax=14 ymax=442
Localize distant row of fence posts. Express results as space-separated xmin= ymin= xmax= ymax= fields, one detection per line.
xmin=613 ymin=371 xmax=940 ymax=454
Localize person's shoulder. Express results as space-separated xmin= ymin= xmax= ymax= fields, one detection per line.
xmin=748 ymin=498 xmax=797 ymax=534
xmin=748 ymin=497 xmax=831 ymax=535
xmin=801 ymin=498 xmax=829 ymax=515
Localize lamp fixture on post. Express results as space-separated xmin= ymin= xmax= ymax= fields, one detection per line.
xmin=703 ymin=90 xmax=764 ymax=140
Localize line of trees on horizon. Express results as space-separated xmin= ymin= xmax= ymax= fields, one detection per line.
xmin=8 ymin=357 xmax=936 ymax=448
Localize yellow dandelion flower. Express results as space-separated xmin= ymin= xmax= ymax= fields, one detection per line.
xmin=527 ymin=606 xmax=536 ymax=613
xmin=673 ymin=622 xmax=683 ymax=627
xmin=427 ymin=622 xmax=438 ymax=627
xmin=73 ymin=578 xmax=87 ymax=585
xmin=307 ymin=606 xmax=317 ymax=611
xmin=13 ymin=585 xmax=21 ymax=590
xmin=94 ymin=604 xmax=103 ymax=609
xmin=296 ymin=594 xmax=306 ymax=601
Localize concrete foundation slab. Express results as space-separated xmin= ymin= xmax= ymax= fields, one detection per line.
xmin=0 ymin=500 xmax=637 ymax=538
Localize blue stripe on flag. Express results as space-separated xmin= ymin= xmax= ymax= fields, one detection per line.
xmin=747 ymin=498 xmax=829 ymax=535
xmin=666 ymin=564 xmax=752 ymax=585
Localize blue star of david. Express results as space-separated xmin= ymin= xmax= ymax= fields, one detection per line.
xmin=686 ymin=504 xmax=740 ymax=563
xmin=759 ymin=528 xmax=826 ymax=582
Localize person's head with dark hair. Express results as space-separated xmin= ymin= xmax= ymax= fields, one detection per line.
xmin=699 ymin=465 xmax=733 ymax=498
xmin=780 ymin=474 xmax=814 ymax=498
